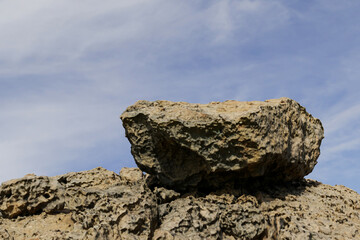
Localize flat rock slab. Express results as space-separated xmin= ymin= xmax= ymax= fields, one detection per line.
xmin=121 ymin=98 xmax=324 ymax=190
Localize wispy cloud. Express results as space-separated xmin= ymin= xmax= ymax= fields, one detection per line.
xmin=0 ymin=0 xmax=290 ymax=75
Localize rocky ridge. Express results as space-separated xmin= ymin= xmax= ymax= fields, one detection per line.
xmin=0 ymin=98 xmax=359 ymax=239
xmin=0 ymin=167 xmax=359 ymax=239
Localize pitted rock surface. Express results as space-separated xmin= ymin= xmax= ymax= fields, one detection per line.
xmin=1 ymin=167 xmax=359 ymax=239
xmin=154 ymin=194 xmax=265 ymax=239
xmin=0 ymin=167 xmax=157 ymax=240
xmin=120 ymin=98 xmax=324 ymax=190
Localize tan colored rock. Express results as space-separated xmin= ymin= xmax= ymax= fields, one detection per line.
xmin=155 ymin=194 xmax=265 ymax=239
xmin=119 ymin=167 xmax=144 ymax=183
xmin=0 ymin=168 xmax=359 ymax=239
xmin=0 ymin=167 xmax=157 ymax=239
xmin=121 ymin=98 xmax=324 ymax=190
xmin=154 ymin=187 xmax=181 ymax=204
xmin=0 ymin=174 xmax=62 ymax=218
xmin=259 ymin=181 xmax=360 ymax=239
xmin=153 ymin=179 xmax=360 ymax=240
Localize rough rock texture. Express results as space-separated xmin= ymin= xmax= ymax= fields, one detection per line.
xmin=120 ymin=98 xmax=324 ymax=190
xmin=1 ymin=98 xmax=356 ymax=239
xmin=0 ymin=167 xmax=157 ymax=239
xmin=1 ymin=167 xmax=359 ymax=239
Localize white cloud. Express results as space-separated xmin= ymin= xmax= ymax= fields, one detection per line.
xmin=0 ymin=0 xmax=291 ymax=75
xmin=324 ymin=104 xmax=360 ymax=135
xmin=201 ymin=0 xmax=289 ymax=44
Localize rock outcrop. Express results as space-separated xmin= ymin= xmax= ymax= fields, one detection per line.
xmin=0 ymin=167 xmax=157 ymax=239
xmin=121 ymin=98 xmax=324 ymax=190
xmin=1 ymin=98 xmax=358 ymax=239
xmin=0 ymin=167 xmax=359 ymax=239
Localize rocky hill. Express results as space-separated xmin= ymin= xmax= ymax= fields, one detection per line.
xmin=0 ymin=98 xmax=359 ymax=239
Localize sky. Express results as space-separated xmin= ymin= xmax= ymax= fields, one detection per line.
xmin=0 ymin=0 xmax=359 ymax=193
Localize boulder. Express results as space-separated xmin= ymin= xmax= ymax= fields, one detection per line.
xmin=121 ymin=97 xmax=324 ymax=190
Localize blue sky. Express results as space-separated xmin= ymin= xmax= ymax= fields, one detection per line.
xmin=1 ymin=0 xmax=359 ymax=193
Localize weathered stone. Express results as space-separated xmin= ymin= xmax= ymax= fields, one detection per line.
xmin=155 ymin=194 xmax=266 ymax=239
xmin=0 ymin=174 xmax=62 ymax=218
xmin=120 ymin=98 xmax=324 ymax=190
xmin=154 ymin=187 xmax=181 ymax=204
xmin=0 ymin=168 xmax=359 ymax=239
xmin=258 ymin=180 xmax=360 ymax=239
xmin=0 ymin=167 xmax=157 ymax=239
xmin=119 ymin=167 xmax=144 ymax=183
xmin=151 ymin=179 xmax=360 ymax=240
xmin=1 ymin=97 xmax=359 ymax=239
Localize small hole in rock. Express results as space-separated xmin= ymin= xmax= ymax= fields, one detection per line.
xmin=58 ymin=177 xmax=68 ymax=184
xmin=5 ymin=190 xmax=12 ymax=198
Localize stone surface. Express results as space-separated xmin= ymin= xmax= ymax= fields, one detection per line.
xmin=119 ymin=167 xmax=144 ymax=183
xmin=120 ymin=98 xmax=324 ymax=190
xmin=154 ymin=187 xmax=181 ymax=204
xmin=0 ymin=167 xmax=359 ymax=239
xmin=1 ymin=97 xmax=357 ymax=239
xmin=0 ymin=167 xmax=157 ymax=240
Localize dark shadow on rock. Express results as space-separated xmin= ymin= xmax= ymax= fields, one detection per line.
xmin=146 ymin=170 xmax=322 ymax=205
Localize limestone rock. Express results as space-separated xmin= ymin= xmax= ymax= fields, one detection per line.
xmin=154 ymin=187 xmax=181 ymax=204
xmin=154 ymin=194 xmax=265 ymax=239
xmin=1 ymin=168 xmax=359 ymax=239
xmin=119 ymin=167 xmax=144 ymax=183
xmin=0 ymin=167 xmax=157 ymax=239
xmin=120 ymin=98 xmax=324 ymax=190
xmin=259 ymin=181 xmax=360 ymax=239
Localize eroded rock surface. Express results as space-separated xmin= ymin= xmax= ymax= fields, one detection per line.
xmin=0 ymin=167 xmax=157 ymax=240
xmin=0 ymin=167 xmax=359 ymax=239
xmin=1 ymin=98 xmax=356 ymax=239
xmin=121 ymin=98 xmax=324 ymax=190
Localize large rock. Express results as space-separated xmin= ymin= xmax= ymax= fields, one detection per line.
xmin=120 ymin=98 xmax=324 ymax=190
xmin=1 ymin=168 xmax=359 ymax=239
xmin=0 ymin=167 xmax=157 ymax=239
